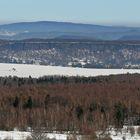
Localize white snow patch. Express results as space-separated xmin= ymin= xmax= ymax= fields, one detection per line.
xmin=0 ymin=131 xmax=71 ymax=140
xmin=0 ymin=30 xmax=17 ymax=36
xmin=0 ymin=126 xmax=140 ymax=140
xmin=0 ymin=131 xmax=30 ymax=140
xmin=108 ymin=126 xmax=140 ymax=140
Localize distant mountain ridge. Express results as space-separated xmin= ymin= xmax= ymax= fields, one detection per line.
xmin=0 ymin=21 xmax=140 ymax=40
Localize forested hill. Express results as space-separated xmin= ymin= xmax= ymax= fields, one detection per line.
xmin=0 ymin=39 xmax=140 ymax=69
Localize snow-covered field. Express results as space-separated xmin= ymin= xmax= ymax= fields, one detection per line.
xmin=0 ymin=126 xmax=140 ymax=140
xmin=0 ymin=63 xmax=140 ymax=78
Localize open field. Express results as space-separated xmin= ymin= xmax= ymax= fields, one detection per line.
xmin=1 ymin=63 xmax=140 ymax=78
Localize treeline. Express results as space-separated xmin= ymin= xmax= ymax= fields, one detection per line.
xmin=0 ymin=73 xmax=137 ymax=86
xmin=0 ymin=75 xmax=101 ymax=87
xmin=0 ymin=74 xmax=140 ymax=134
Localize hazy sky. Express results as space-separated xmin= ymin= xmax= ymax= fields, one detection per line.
xmin=0 ymin=0 xmax=140 ymax=26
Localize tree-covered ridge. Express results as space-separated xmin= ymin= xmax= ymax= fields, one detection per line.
xmin=0 ymin=39 xmax=140 ymax=68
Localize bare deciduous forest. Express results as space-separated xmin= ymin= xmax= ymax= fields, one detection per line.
xmin=0 ymin=74 xmax=140 ymax=134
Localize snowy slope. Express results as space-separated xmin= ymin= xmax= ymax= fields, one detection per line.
xmin=0 ymin=63 xmax=140 ymax=78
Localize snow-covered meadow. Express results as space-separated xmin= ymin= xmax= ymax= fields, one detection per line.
xmin=0 ymin=63 xmax=140 ymax=78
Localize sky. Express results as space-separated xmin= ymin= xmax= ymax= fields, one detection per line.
xmin=0 ymin=0 xmax=140 ymax=26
